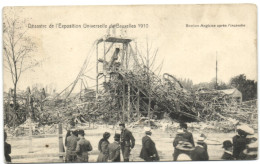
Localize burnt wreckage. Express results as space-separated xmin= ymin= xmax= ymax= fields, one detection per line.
xmin=5 ymin=34 xmax=256 ymax=129
xmin=93 ymin=36 xmax=200 ymax=123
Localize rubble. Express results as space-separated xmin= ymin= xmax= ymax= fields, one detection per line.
xmin=3 ymin=35 xmax=257 ymax=134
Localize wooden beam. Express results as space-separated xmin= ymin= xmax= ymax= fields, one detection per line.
xmin=127 ymin=84 xmax=130 ymax=122
xmin=137 ymin=89 xmax=140 ymax=120
xmin=122 ymin=84 xmax=125 ymax=122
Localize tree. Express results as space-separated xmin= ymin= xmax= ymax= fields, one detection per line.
xmin=230 ymin=74 xmax=257 ymax=101
xmin=216 ymin=81 xmax=230 ymax=90
xmin=193 ymin=78 xmax=230 ymax=91
xmin=178 ymin=78 xmax=193 ymax=91
xmin=3 ymin=8 xmax=39 ymax=118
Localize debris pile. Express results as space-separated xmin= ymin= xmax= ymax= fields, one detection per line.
xmin=3 ymin=35 xmax=257 ymax=134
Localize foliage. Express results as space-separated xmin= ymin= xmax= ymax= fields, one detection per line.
xmin=3 ymin=7 xmax=39 ymax=125
xmin=230 ymin=74 xmax=257 ymax=101
xmin=178 ymin=78 xmax=193 ymax=91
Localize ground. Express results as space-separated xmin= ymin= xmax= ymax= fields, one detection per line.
xmin=8 ymin=125 xmax=235 ymax=163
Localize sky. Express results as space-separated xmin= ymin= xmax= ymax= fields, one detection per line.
xmin=3 ymin=5 xmax=257 ymax=93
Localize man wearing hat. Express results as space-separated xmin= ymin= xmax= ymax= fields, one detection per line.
xmin=75 ymin=129 xmax=93 ymax=162
xmin=190 ymin=137 xmax=209 ymax=161
xmin=4 ymin=131 xmax=11 ymax=162
xmin=173 ymin=123 xmax=195 ymax=161
xmin=97 ymin=132 xmax=111 ymax=162
xmin=108 ymin=133 xmax=121 ymax=162
xmin=139 ymin=127 xmax=159 ymax=161
xmin=221 ymin=140 xmax=234 ymax=160
xmin=65 ymin=129 xmax=78 ymax=162
xmin=239 ymin=140 xmax=258 ymax=160
xmin=119 ymin=123 xmax=135 ymax=162
xmin=232 ymin=124 xmax=253 ymax=159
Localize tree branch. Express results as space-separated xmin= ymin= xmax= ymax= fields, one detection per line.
xmin=3 ymin=49 xmax=15 ymax=84
xmin=14 ymin=29 xmax=28 ymax=47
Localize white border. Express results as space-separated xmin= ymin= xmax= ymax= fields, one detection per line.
xmin=0 ymin=1 xmax=259 ymax=164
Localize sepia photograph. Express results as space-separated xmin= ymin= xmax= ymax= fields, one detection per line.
xmin=2 ymin=4 xmax=258 ymax=163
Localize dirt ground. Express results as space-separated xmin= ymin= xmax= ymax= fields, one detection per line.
xmin=8 ymin=125 xmax=236 ymax=163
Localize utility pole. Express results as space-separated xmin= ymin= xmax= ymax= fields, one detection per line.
xmin=58 ymin=123 xmax=64 ymax=162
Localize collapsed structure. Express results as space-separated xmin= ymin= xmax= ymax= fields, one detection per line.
xmin=3 ymin=33 xmax=257 ymax=135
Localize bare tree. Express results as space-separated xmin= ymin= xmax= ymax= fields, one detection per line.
xmin=3 ymin=8 xmax=39 ymax=116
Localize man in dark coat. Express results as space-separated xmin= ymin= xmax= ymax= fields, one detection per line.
xmin=232 ymin=125 xmax=253 ymax=159
xmin=140 ymin=127 xmax=159 ymax=161
xmin=173 ymin=123 xmax=195 ymax=161
xmin=65 ymin=129 xmax=78 ymax=162
xmin=76 ymin=129 xmax=93 ymax=162
xmin=221 ymin=140 xmax=234 ymax=160
xmin=108 ymin=133 xmax=121 ymax=162
xmin=190 ymin=137 xmax=209 ymax=161
xmin=97 ymin=132 xmax=110 ymax=162
xmin=65 ymin=130 xmax=71 ymax=147
xmin=181 ymin=123 xmax=195 ymax=147
xmin=119 ymin=123 xmax=135 ymax=162
xmin=4 ymin=131 xmax=11 ymax=162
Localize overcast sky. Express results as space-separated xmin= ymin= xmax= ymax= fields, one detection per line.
xmin=3 ymin=5 xmax=257 ymax=92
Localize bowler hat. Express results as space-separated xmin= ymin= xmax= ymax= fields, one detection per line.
xmin=180 ymin=122 xmax=187 ymax=129
xmin=78 ymin=129 xmax=85 ymax=135
xmin=103 ymin=132 xmax=111 ymax=139
xmin=222 ymin=140 xmax=233 ymax=148
xmin=119 ymin=123 xmax=125 ymax=127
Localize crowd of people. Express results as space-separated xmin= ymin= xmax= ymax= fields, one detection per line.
xmin=4 ymin=122 xmax=257 ymax=162
xmin=64 ymin=122 xmax=258 ymax=162
xmin=65 ymin=123 xmax=159 ymax=162
xmin=170 ymin=123 xmax=257 ymax=161
xmin=65 ymin=129 xmax=93 ymax=162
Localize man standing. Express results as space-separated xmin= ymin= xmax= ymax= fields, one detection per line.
xmin=139 ymin=127 xmax=159 ymax=161
xmin=97 ymin=132 xmax=111 ymax=162
xmin=108 ymin=133 xmax=121 ymax=162
xmin=119 ymin=123 xmax=135 ymax=162
xmin=180 ymin=123 xmax=195 ymax=147
xmin=221 ymin=140 xmax=234 ymax=160
xmin=173 ymin=123 xmax=195 ymax=161
xmin=233 ymin=124 xmax=253 ymax=159
xmin=4 ymin=131 xmax=11 ymax=162
xmin=76 ymin=129 xmax=93 ymax=162
xmin=65 ymin=129 xmax=78 ymax=162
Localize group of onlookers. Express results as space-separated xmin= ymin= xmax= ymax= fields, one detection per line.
xmin=4 ymin=121 xmax=257 ymax=163
xmin=224 ymin=124 xmax=258 ymax=160
xmin=96 ymin=132 xmax=121 ymax=162
xmin=172 ymin=123 xmax=209 ymax=161
xmin=65 ymin=122 xmax=257 ymax=162
xmin=96 ymin=123 xmax=159 ymax=162
xmin=65 ymin=129 xmax=93 ymax=162
xmin=65 ymin=123 xmax=160 ymax=162
xmin=171 ymin=123 xmax=257 ymax=161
